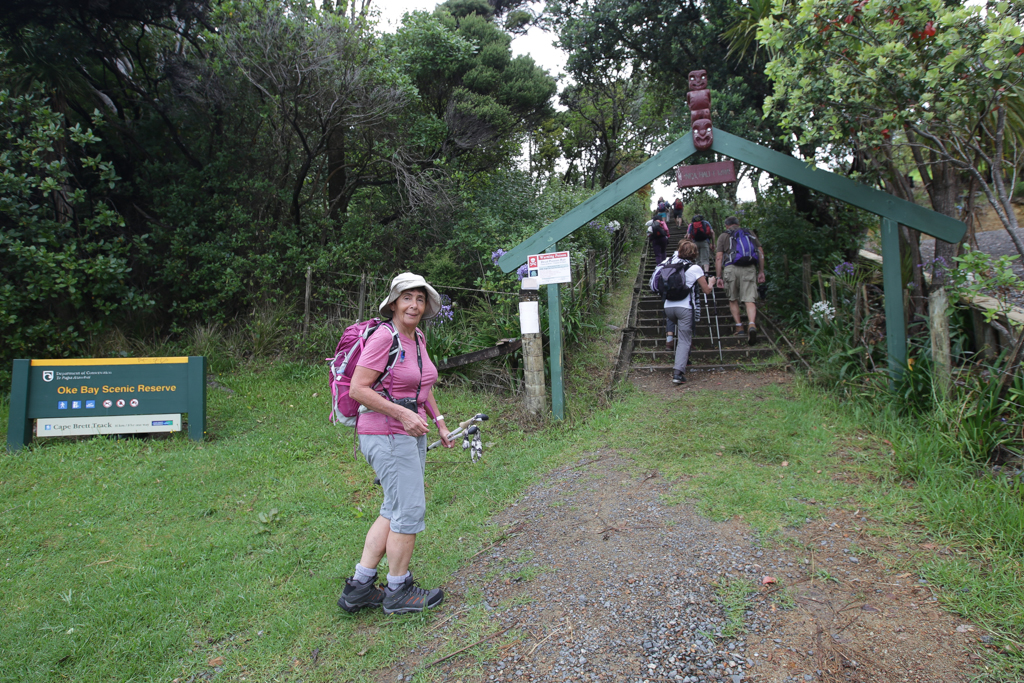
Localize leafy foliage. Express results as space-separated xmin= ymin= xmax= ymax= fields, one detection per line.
xmin=759 ymin=0 xmax=1024 ymax=263
xmin=742 ymin=190 xmax=869 ymax=316
xmin=0 ymin=87 xmax=152 ymax=367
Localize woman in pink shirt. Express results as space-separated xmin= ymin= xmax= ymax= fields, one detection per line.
xmin=338 ymin=273 xmax=453 ymax=615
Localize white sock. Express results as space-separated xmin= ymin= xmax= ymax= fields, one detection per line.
xmin=354 ymin=563 xmax=377 ymax=584
xmin=387 ymin=571 xmax=411 ymax=591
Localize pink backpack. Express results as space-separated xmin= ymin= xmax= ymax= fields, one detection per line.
xmin=328 ymin=319 xmax=401 ymax=426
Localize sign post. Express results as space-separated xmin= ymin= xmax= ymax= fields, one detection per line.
xmin=545 ymin=247 xmax=566 ymax=421
xmin=523 ymin=248 xmax=571 ymax=420
xmin=6 ymin=356 xmax=207 ymax=452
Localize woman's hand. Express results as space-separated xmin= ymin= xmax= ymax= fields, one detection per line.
xmin=438 ymin=420 xmax=453 ymax=448
xmin=398 ymin=407 xmax=430 ymax=437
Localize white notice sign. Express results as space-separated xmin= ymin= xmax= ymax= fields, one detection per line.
xmin=527 ymin=251 xmax=572 ymax=285
xmin=37 ymin=414 xmax=182 ymax=437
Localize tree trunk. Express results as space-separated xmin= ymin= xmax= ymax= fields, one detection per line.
xmin=327 ymin=127 xmax=347 ymax=223
xmin=924 ymin=159 xmax=960 ymax=286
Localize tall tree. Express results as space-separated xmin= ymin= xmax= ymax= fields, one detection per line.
xmin=758 ymin=0 xmax=1024 ymax=279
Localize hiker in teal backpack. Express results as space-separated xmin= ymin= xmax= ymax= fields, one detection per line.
xmin=338 ymin=272 xmax=453 ymax=615
xmin=715 ymin=216 xmax=765 ymax=345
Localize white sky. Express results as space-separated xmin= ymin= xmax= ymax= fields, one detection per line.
xmin=372 ymin=0 xmax=753 ymax=207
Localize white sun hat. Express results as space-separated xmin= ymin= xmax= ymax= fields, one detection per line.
xmin=378 ymin=272 xmax=442 ymax=320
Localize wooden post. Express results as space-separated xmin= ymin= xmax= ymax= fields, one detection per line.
xmin=802 ymin=254 xmax=812 ymax=311
xmin=303 ymin=266 xmax=312 ymax=339
xmin=522 ymin=333 xmax=546 ymax=415
xmin=853 ymin=286 xmax=862 ymax=343
xmin=357 ymin=272 xmax=367 ymax=322
xmin=903 ymin=290 xmax=911 ymax=331
xmin=519 ymin=286 xmax=545 ymax=416
xmin=829 ymin=276 xmax=839 ymax=322
xmin=929 ymin=287 xmax=951 ymax=399
xmin=817 ymin=271 xmax=826 ymax=304
xmin=587 ymin=249 xmax=597 ymax=296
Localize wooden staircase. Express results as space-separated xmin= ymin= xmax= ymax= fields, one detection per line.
xmin=631 ymin=244 xmax=778 ymax=374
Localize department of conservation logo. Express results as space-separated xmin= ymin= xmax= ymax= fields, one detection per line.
xmin=42 ymin=370 xmax=54 ymax=382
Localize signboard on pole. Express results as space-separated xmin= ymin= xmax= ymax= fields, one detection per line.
xmin=526 ymin=251 xmax=572 ymax=285
xmin=676 ymin=161 xmax=737 ymax=188
xmin=37 ymin=414 xmax=183 ymax=437
xmin=7 ymin=357 xmax=207 ymax=451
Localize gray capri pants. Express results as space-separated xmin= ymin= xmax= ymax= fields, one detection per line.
xmin=359 ymin=433 xmax=428 ymax=534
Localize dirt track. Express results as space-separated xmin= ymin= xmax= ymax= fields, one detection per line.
xmin=370 ymin=372 xmax=985 ymax=683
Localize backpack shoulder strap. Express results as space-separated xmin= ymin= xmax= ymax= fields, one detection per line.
xmin=370 ymin=322 xmax=402 ymax=397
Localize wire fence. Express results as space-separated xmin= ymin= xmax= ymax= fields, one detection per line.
xmin=300 ymin=227 xmax=635 ymax=333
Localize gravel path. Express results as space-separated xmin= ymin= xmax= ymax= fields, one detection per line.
xmin=371 ymin=381 xmax=984 ymax=683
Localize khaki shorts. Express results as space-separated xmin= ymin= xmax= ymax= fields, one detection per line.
xmin=723 ymin=264 xmax=758 ymax=303
xmin=696 ymin=240 xmax=712 ymax=268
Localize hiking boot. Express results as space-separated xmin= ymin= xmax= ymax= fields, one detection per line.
xmin=747 ymin=325 xmax=758 ymax=346
xmin=734 ymin=323 xmax=746 ymax=336
xmin=666 ymin=335 xmax=674 ymax=350
xmin=383 ymin=573 xmax=444 ymax=615
xmin=672 ymin=371 xmax=686 ymax=385
xmin=338 ymin=576 xmax=385 ymax=613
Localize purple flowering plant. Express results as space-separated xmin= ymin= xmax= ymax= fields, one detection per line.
xmin=428 ymin=294 xmax=455 ymax=326
xmin=834 ymin=261 xmax=855 ymax=277
xmin=490 ymin=249 xmax=506 ymax=265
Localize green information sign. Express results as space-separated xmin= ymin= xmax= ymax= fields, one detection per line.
xmin=7 ymin=357 xmax=207 ymax=451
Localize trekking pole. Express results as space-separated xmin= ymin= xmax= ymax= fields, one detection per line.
xmin=427 ymin=413 xmax=489 ymax=452
xmin=711 ymin=287 xmax=723 ymax=361
xmin=702 ymin=290 xmax=713 ymax=346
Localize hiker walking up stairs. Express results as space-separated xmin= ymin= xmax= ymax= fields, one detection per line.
xmin=632 ymin=239 xmax=776 ymax=380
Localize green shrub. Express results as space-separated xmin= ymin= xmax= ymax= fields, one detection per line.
xmin=0 ymin=88 xmax=153 ymax=372
xmin=745 ymin=190 xmax=868 ymax=317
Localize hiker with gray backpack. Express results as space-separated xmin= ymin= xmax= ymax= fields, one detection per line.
xmin=651 ymin=239 xmax=718 ymax=384
xmin=715 ymin=216 xmax=765 ymax=345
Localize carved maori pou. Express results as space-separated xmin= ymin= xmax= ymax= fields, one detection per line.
xmin=687 ymin=69 xmax=713 ymax=151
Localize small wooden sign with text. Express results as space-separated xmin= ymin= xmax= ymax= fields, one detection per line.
xmin=676 ymin=160 xmax=737 ymax=188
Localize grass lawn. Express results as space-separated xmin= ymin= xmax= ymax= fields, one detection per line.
xmin=2 ymin=358 xmax=1022 ymax=680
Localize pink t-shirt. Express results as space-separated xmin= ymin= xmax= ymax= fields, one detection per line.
xmin=355 ymin=324 xmax=438 ymax=435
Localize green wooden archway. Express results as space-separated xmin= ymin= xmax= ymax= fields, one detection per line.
xmin=497 ymin=129 xmax=966 ymax=419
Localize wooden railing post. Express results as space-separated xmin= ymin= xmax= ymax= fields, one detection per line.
xmin=929 ymin=287 xmax=951 ymax=399
xmin=519 ymin=281 xmax=545 ymax=416
xmin=587 ymin=249 xmax=596 ymax=296
xmin=802 ymin=254 xmax=812 ymax=311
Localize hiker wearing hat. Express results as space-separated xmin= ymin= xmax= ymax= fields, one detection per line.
xmin=339 ymin=273 xmax=452 ymax=615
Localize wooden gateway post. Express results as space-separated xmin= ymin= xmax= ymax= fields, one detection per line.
xmin=497 ymin=72 xmax=965 ymax=418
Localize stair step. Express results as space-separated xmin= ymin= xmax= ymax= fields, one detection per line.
xmin=631 ymin=347 xmax=776 ymax=362
xmin=633 ymin=337 xmax=763 ymax=349
xmin=630 ymin=362 xmax=782 ymax=373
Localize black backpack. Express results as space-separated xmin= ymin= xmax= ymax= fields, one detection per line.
xmin=652 ymin=222 xmax=668 ymax=239
xmin=660 ymin=261 xmax=694 ymax=301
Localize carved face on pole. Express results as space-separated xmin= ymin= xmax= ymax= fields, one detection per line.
xmin=692 ymin=119 xmax=713 ymax=150
xmin=688 ymin=70 xmax=708 ymax=91
xmin=686 ymin=88 xmax=711 ymax=113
